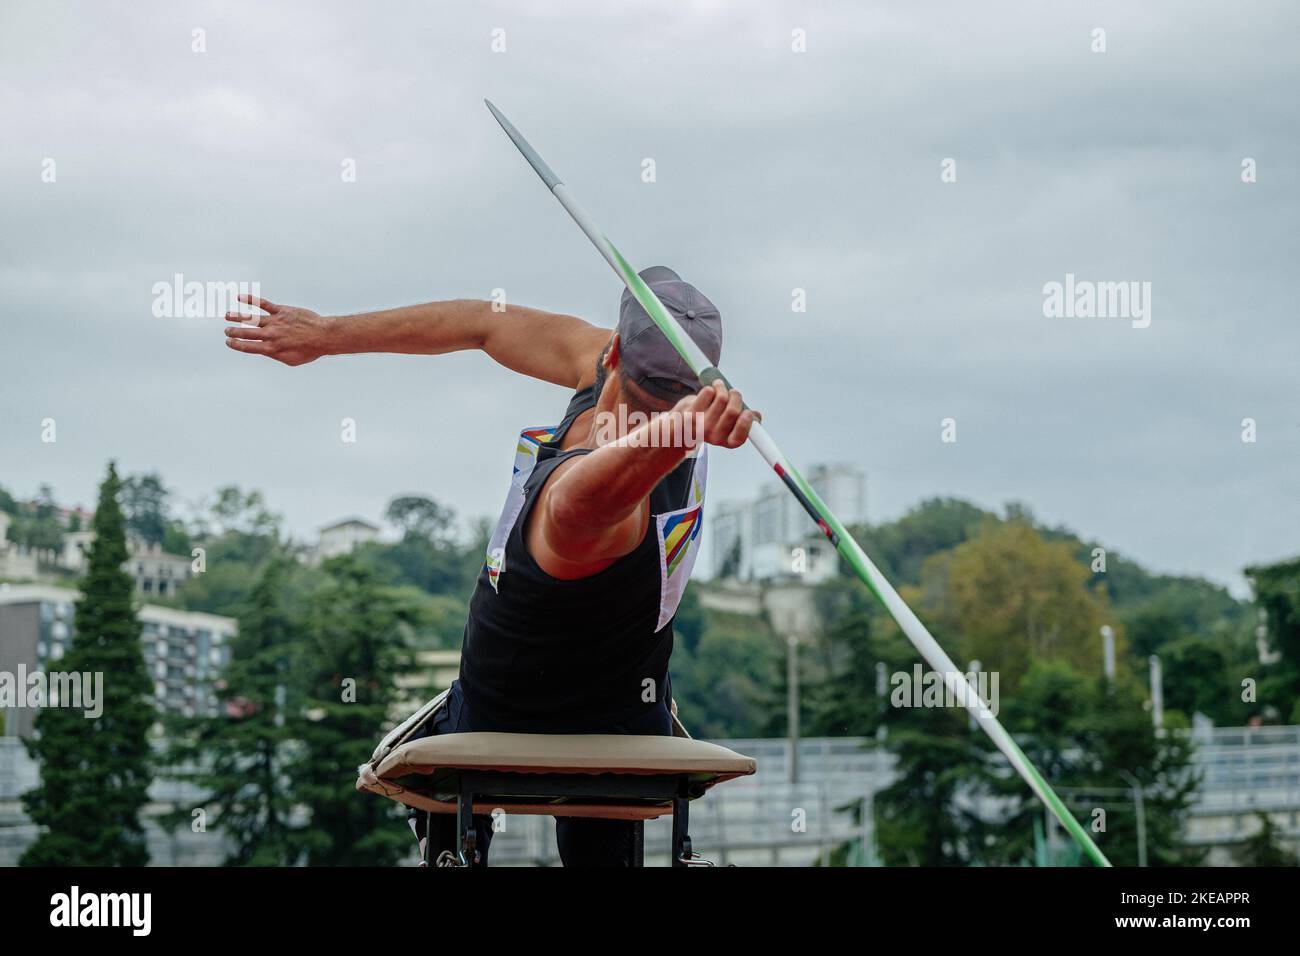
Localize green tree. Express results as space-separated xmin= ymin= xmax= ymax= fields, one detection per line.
xmin=873 ymin=704 xmax=996 ymax=866
xmin=342 ymin=494 xmax=478 ymax=598
xmin=385 ymin=495 xmax=455 ymax=546
xmin=854 ymin=497 xmax=990 ymax=586
xmin=161 ymin=519 xmax=192 ymax=557
xmin=1158 ymin=633 xmax=1247 ymax=725
xmin=924 ymin=522 xmax=1110 ymax=692
xmin=356 ymin=536 xmax=471 ymax=597
xmin=801 ymin=579 xmax=894 ymax=738
xmin=21 ymin=463 xmax=154 ymax=866
xmin=121 ymin=472 xmax=171 ymax=547
xmin=992 ymin=663 xmax=1202 ymax=867
xmin=1077 ymin=691 xmax=1203 ymax=866
xmin=671 ymin=607 xmax=779 ymax=738
xmin=178 ymin=489 xmax=288 ymax=617
xmin=1246 ymin=557 xmax=1300 ymax=722
xmin=162 ymin=560 xmax=302 ymax=865
xmin=986 ymin=660 xmax=1094 ymax=866
xmin=13 ymin=484 xmax=65 ymax=553
xmin=1233 ymin=813 xmax=1299 ymax=867
xmin=206 ymin=485 xmax=281 ymax=539
xmin=284 ymin=556 xmax=412 ymax=866
xmin=1117 ymin=579 xmax=1245 ymax=658
xmin=672 ymin=588 xmax=706 ymax=657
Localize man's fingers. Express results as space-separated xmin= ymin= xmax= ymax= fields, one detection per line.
xmin=706 ymin=386 xmax=744 ymax=439
xmin=724 ymin=409 xmax=756 ymax=448
xmin=225 ymin=325 xmax=270 ymax=341
xmin=225 ymin=337 xmax=273 ymax=356
xmin=690 ymin=384 xmax=717 ymax=438
xmin=693 ymin=381 xmax=721 ymax=413
xmin=225 ymin=310 xmax=266 ymax=327
xmin=237 ymin=294 xmax=280 ymax=314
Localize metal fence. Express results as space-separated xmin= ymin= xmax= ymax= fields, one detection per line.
xmin=477 ymin=727 xmax=1300 ymax=865
xmin=3 ymin=725 xmax=1298 ymax=865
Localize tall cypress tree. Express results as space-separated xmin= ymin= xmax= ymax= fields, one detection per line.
xmin=21 ymin=462 xmax=155 ymax=866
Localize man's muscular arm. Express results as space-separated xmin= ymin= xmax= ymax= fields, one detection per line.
xmin=224 ymin=295 xmax=610 ymax=388
xmin=527 ymin=382 xmax=757 ymax=580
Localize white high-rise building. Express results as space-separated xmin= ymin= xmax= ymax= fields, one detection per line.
xmin=711 ymin=463 xmax=866 ymax=583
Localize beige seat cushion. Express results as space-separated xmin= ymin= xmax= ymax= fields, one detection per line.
xmin=359 ymin=732 xmax=756 ymax=820
xmin=380 ymin=732 xmax=755 ymax=777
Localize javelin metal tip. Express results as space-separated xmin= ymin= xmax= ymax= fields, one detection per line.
xmin=483 ymin=99 xmax=563 ymax=190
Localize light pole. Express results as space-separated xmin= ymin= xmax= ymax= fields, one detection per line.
xmin=1119 ymin=770 xmax=1148 ymax=867
xmin=875 ymin=661 xmax=888 ymax=741
xmin=1100 ymin=625 xmax=1115 ymax=682
xmin=1149 ymin=655 xmax=1164 ymax=732
xmin=786 ymin=634 xmax=800 ymax=785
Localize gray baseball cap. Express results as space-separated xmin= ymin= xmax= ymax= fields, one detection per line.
xmin=617 ymin=266 xmax=722 ymax=402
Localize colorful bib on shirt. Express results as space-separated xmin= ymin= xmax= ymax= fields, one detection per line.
xmin=485 ymin=424 xmax=558 ymax=592
xmin=653 ymin=448 xmax=708 ymax=631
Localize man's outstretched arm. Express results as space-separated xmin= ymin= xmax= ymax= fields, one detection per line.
xmin=223 ymin=295 xmax=610 ymax=388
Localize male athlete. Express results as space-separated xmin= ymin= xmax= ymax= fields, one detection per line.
xmin=224 ymin=268 xmax=759 ymax=865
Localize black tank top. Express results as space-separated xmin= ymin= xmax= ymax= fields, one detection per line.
xmin=458 ymin=386 xmax=708 ymax=732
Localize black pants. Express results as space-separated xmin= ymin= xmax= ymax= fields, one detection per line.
xmin=408 ymin=680 xmax=672 ymax=867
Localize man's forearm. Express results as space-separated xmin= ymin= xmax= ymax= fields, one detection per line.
xmin=321 ymin=299 xmax=608 ymax=387
xmin=324 ymin=300 xmax=494 ymax=356
xmin=546 ymin=414 xmax=692 ymax=542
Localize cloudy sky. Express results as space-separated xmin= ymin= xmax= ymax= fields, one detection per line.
xmin=1 ymin=0 xmax=1295 ymax=595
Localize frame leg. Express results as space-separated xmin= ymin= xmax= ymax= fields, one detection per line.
xmin=457 ymin=780 xmax=479 ymax=867
xmin=631 ymin=820 xmax=644 ymax=867
xmin=670 ymin=783 xmax=691 ymax=868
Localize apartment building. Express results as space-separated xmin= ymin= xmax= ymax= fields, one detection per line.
xmin=0 ymin=584 xmax=237 ymax=738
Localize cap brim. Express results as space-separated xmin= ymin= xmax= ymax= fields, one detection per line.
xmin=632 ymin=375 xmax=697 ymax=403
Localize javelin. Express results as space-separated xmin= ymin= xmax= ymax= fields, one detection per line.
xmin=485 ymin=99 xmax=1111 ymax=867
